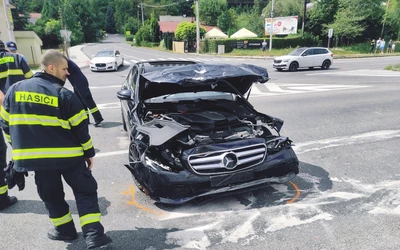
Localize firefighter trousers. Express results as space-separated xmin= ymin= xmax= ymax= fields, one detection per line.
xmin=74 ymin=89 xmax=103 ymax=124
xmin=34 ymin=161 xmax=105 ymax=240
xmin=0 ymin=131 xmax=9 ymax=202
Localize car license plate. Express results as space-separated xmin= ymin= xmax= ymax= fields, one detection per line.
xmin=210 ymin=170 xmax=255 ymax=187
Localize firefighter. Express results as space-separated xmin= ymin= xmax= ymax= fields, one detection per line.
xmin=0 ymin=50 xmax=111 ymax=249
xmin=67 ymin=59 xmax=104 ymax=127
xmin=0 ymin=40 xmax=33 ymax=210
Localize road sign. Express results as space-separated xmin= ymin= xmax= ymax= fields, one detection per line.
xmin=328 ymin=28 xmax=333 ymax=38
xmin=60 ymin=30 xmax=72 ymax=42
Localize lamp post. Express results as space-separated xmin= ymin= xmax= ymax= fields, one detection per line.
xmin=195 ymin=0 xmax=200 ymax=54
xmin=269 ymin=0 xmax=274 ymax=51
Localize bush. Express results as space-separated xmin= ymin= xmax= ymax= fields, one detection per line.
xmin=125 ymin=35 xmax=134 ymax=41
xmin=204 ymin=35 xmax=319 ymax=53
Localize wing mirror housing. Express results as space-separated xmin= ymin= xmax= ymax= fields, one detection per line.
xmin=117 ymin=89 xmax=133 ymax=100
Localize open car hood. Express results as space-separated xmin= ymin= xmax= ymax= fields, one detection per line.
xmin=139 ymin=63 xmax=269 ymax=100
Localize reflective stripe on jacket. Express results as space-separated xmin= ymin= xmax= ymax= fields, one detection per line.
xmin=0 ymin=49 xmax=34 ymax=93
xmin=0 ymin=72 xmax=95 ymax=172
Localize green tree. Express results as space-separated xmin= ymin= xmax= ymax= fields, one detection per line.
xmin=150 ymin=12 xmax=160 ymax=43
xmin=26 ymin=0 xmax=45 ymax=12
xmin=174 ymin=21 xmax=206 ymax=41
xmin=106 ymin=3 xmax=117 ymax=33
xmin=114 ymin=0 xmax=138 ymax=33
xmin=41 ymin=0 xmax=60 ymax=20
xmin=217 ymin=8 xmax=238 ymax=36
xmin=62 ymin=0 xmax=85 ymax=45
xmin=10 ymin=0 xmax=30 ymax=30
xmin=89 ymin=0 xmax=110 ymax=31
xmin=386 ymin=0 xmax=400 ymax=39
xmin=199 ymin=0 xmax=228 ymax=26
xmin=236 ymin=9 xmax=265 ymax=37
xmin=44 ymin=18 xmax=62 ymax=45
xmin=124 ymin=17 xmax=139 ymax=36
xmin=307 ymin=0 xmax=339 ymax=38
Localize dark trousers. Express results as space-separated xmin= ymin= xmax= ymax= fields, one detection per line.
xmin=74 ymin=89 xmax=103 ymax=123
xmin=34 ymin=162 xmax=104 ymax=240
xmin=0 ymin=131 xmax=8 ymax=201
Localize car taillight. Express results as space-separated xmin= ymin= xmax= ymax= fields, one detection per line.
xmin=331 ymin=53 xmax=333 ymax=57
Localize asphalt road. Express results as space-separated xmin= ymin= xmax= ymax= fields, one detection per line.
xmin=2 ymin=34 xmax=400 ymax=250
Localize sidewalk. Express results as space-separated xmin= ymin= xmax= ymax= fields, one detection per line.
xmin=68 ymin=44 xmax=92 ymax=68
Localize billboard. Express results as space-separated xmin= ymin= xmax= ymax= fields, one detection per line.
xmin=265 ymin=16 xmax=299 ymax=35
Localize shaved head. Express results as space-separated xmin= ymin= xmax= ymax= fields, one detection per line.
xmin=40 ymin=50 xmax=70 ymax=82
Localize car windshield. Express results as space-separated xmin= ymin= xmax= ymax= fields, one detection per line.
xmin=144 ymin=91 xmax=235 ymax=103
xmin=288 ymin=48 xmax=306 ymax=56
xmin=95 ymin=51 xmax=114 ymax=57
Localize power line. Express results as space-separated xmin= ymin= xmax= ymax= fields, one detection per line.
xmin=142 ymin=0 xmax=189 ymax=8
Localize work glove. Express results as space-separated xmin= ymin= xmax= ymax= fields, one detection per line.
xmin=4 ymin=161 xmax=28 ymax=191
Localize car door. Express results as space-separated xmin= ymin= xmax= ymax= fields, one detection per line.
xmin=115 ymin=50 xmax=122 ymax=66
xmin=127 ymin=65 xmax=139 ymax=131
xmin=299 ymin=48 xmax=314 ymax=68
xmin=312 ymin=48 xmax=326 ymax=66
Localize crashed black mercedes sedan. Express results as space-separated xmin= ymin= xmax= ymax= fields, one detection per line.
xmin=117 ymin=61 xmax=299 ymax=204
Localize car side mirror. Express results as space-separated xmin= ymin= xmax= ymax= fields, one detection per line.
xmin=117 ymin=89 xmax=133 ymax=100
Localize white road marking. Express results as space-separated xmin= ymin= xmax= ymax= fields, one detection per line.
xmin=97 ymin=102 xmax=121 ymax=110
xmin=90 ymin=85 xmax=121 ymax=89
xmin=96 ymin=150 xmax=128 ymax=158
xmin=307 ymin=69 xmax=400 ymax=77
xmin=293 ymin=129 xmax=400 ymax=154
xmin=130 ymin=59 xmax=138 ymax=63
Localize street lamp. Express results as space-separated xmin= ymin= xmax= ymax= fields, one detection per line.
xmin=195 ymin=0 xmax=200 ymax=54
xmin=269 ymin=0 xmax=274 ymax=51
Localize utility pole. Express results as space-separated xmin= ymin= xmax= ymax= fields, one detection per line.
xmin=269 ymin=0 xmax=274 ymax=51
xmin=195 ymin=0 xmax=200 ymax=54
xmin=61 ymin=4 xmax=69 ymax=58
xmin=141 ymin=1 xmax=144 ymax=26
xmin=302 ymin=0 xmax=307 ymax=36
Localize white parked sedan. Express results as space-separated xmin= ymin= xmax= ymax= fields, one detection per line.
xmin=90 ymin=49 xmax=124 ymax=71
xmin=273 ymin=47 xmax=333 ymax=71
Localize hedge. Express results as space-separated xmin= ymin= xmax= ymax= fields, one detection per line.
xmin=203 ymin=35 xmax=321 ymax=53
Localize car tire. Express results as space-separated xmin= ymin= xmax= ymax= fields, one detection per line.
xmin=277 ymin=68 xmax=283 ymax=72
xmin=115 ymin=62 xmax=118 ymax=71
xmin=128 ymin=142 xmax=151 ymax=196
xmin=289 ymin=62 xmax=298 ymax=72
xmin=322 ymin=60 xmax=331 ymax=70
xmin=121 ymin=59 xmax=124 ymax=66
xmin=121 ymin=108 xmax=127 ymax=131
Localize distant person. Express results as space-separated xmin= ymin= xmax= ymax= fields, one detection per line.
xmin=0 ymin=40 xmax=33 ymax=211
xmin=67 ymin=59 xmax=104 ymax=127
xmin=392 ymin=42 xmax=396 ymax=53
xmin=380 ymin=39 xmax=385 ymax=53
xmin=369 ymin=39 xmax=375 ymax=54
xmin=6 ymin=41 xmax=28 ymax=63
xmin=0 ymin=50 xmax=111 ymax=249
xmin=387 ymin=39 xmax=393 ymax=53
xmin=262 ymin=39 xmax=267 ymax=56
xmin=375 ymin=37 xmax=381 ymax=53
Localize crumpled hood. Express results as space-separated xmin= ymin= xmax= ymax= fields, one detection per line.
xmin=90 ymin=57 xmax=115 ymax=64
xmin=139 ymin=63 xmax=269 ymax=100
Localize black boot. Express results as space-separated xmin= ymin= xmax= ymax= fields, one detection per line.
xmin=86 ymin=234 xmax=112 ymax=249
xmin=0 ymin=196 xmax=17 ymax=210
xmin=47 ymin=228 xmax=78 ymax=241
xmin=93 ymin=118 xmax=104 ymax=127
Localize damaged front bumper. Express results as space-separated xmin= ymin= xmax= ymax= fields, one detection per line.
xmin=125 ymin=146 xmax=299 ymax=205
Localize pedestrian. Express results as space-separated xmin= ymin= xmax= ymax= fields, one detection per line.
xmin=380 ymin=39 xmax=385 ymax=54
xmin=6 ymin=41 xmax=28 ymax=63
xmin=262 ymin=39 xmax=267 ymax=56
xmin=392 ymin=42 xmax=396 ymax=53
xmin=369 ymin=39 xmax=375 ymax=54
xmin=387 ymin=39 xmax=393 ymax=53
xmin=0 ymin=50 xmax=112 ymax=249
xmin=0 ymin=40 xmax=33 ymax=210
xmin=67 ymin=59 xmax=104 ymax=127
xmin=375 ymin=37 xmax=381 ymax=53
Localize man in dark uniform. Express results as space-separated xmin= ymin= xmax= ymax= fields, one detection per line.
xmin=0 ymin=50 xmax=111 ymax=249
xmin=67 ymin=59 xmax=104 ymax=127
xmin=0 ymin=40 xmax=33 ymax=210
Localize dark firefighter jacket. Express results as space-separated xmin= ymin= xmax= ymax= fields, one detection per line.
xmin=0 ymin=72 xmax=95 ymax=172
xmin=0 ymin=49 xmax=34 ymax=93
xmin=67 ymin=59 xmax=91 ymax=98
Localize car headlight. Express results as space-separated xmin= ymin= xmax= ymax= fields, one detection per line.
xmin=107 ymin=60 xmax=115 ymax=64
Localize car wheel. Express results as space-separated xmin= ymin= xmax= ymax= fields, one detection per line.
xmin=289 ymin=62 xmax=298 ymax=72
xmin=276 ymin=68 xmax=283 ymax=72
xmin=308 ymin=67 xmax=314 ymax=70
xmin=322 ymin=60 xmax=331 ymax=70
xmin=121 ymin=108 xmax=127 ymax=131
xmin=115 ymin=62 xmax=118 ymax=71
